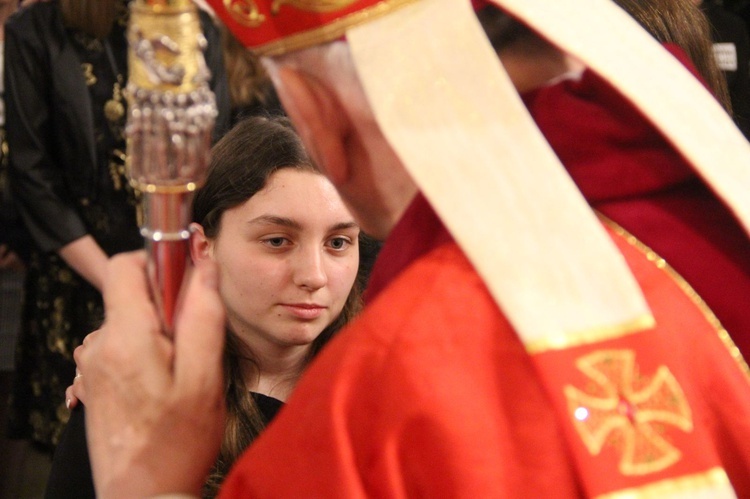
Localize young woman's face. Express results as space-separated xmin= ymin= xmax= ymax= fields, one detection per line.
xmin=206 ymin=169 xmax=359 ymax=355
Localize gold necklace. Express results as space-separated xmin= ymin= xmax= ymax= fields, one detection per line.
xmin=104 ymin=74 xmax=125 ymax=123
xmin=103 ymin=39 xmax=125 ymax=125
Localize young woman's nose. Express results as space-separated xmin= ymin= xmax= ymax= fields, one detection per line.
xmin=293 ymin=247 xmax=328 ymax=290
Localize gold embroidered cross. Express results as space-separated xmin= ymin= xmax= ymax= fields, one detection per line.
xmin=564 ymin=350 xmax=693 ymax=475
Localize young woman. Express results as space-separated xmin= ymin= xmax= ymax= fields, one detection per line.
xmin=45 ymin=116 xmax=369 ymax=498
xmin=193 ymin=116 xmax=364 ymax=496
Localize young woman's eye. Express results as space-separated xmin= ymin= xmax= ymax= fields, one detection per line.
xmin=263 ymin=237 xmax=289 ymax=248
xmin=328 ymin=237 xmax=350 ymax=250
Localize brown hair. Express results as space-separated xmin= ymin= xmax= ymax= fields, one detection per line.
xmin=613 ymin=0 xmax=732 ymax=113
xmin=60 ymin=0 xmax=119 ymax=40
xmin=196 ymin=116 xmax=364 ymax=497
xmin=221 ymin=25 xmax=275 ymax=111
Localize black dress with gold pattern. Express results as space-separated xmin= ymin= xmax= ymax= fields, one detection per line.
xmin=6 ymin=5 xmax=141 ymax=450
xmin=4 ymin=1 xmax=230 ymax=450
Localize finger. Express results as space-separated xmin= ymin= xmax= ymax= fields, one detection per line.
xmin=99 ymin=252 xmax=164 ymax=369
xmin=102 ymin=251 xmax=159 ymax=323
xmin=66 ymin=384 xmax=80 ymax=410
xmin=73 ymin=330 xmax=99 ymax=370
xmin=72 ymin=377 xmax=86 ymax=405
xmin=70 ymin=335 xmax=90 ymax=408
xmin=80 ymin=252 xmax=166 ymax=396
xmin=82 ymin=329 xmax=100 ymax=348
xmin=173 ymin=260 xmax=225 ymax=401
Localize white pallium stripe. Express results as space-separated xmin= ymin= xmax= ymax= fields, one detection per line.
xmin=347 ymin=0 xmax=652 ymax=347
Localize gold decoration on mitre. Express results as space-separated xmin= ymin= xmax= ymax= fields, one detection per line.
xmin=271 ymin=0 xmax=359 ymax=14
xmin=224 ymin=0 xmax=266 ymax=28
xmin=209 ymin=0 xmax=419 ymax=56
xmin=221 ymin=0 xmax=357 ymax=28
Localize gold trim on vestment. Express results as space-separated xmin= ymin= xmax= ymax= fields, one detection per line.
xmin=602 ymin=215 xmax=750 ymax=382
xmin=527 ymin=214 xmax=750 ymax=380
xmin=595 ymin=467 xmax=732 ymax=499
xmin=525 ymin=315 xmax=655 ymax=355
xmin=253 ymin=0 xmax=420 ymax=56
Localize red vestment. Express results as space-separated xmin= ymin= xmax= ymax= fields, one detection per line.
xmin=523 ymin=45 xmax=750 ymax=361
xmin=220 ymin=194 xmax=750 ymax=498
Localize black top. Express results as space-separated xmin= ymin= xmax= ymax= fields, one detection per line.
xmin=45 ymin=393 xmax=284 ymax=499
xmin=253 ymin=391 xmax=284 ymax=424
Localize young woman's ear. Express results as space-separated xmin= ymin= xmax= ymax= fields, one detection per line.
xmin=267 ymin=64 xmax=350 ymax=186
xmin=189 ymin=222 xmax=212 ymax=265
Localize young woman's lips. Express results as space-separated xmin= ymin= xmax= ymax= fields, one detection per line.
xmin=281 ymin=304 xmax=326 ymax=320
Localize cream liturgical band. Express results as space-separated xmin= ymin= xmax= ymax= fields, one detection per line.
xmin=348 ymin=0 xmax=652 ymax=351
xmin=596 ymin=467 xmax=734 ymax=499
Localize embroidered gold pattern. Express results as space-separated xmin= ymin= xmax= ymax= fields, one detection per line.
xmin=600 ymin=214 xmax=750 ymax=381
xmin=271 ymin=0 xmax=358 ymax=14
xmin=109 ymin=162 xmax=124 ymax=191
xmin=245 ymin=0 xmax=420 ymax=56
xmin=564 ymin=350 xmax=693 ymax=475
xmin=81 ymin=63 xmax=97 ymax=86
xmin=224 ymin=0 xmax=266 ymax=27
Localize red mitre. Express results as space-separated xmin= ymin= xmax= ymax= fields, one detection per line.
xmin=206 ymin=0 xmax=417 ymax=55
